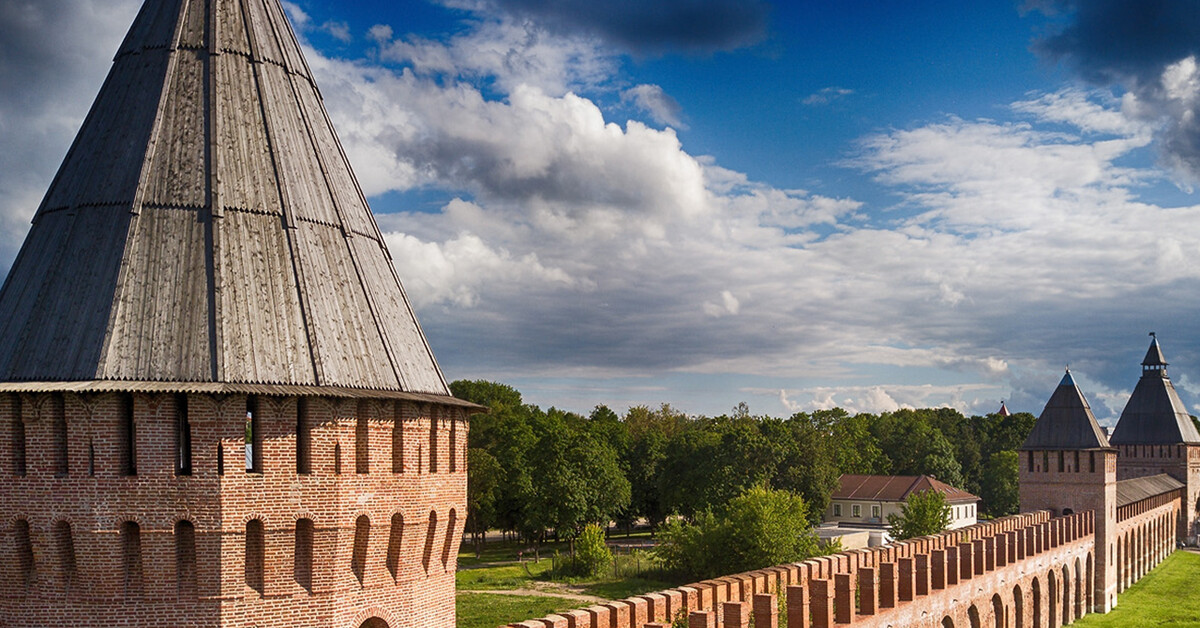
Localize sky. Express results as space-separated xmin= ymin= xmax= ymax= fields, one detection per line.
xmin=3 ymin=0 xmax=1200 ymax=424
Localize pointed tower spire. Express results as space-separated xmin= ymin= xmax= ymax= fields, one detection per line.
xmin=1111 ymin=335 xmax=1200 ymax=445
xmin=0 ymin=0 xmax=449 ymax=396
xmin=1142 ymin=332 xmax=1168 ymax=372
xmin=1021 ymin=368 xmax=1112 ymax=450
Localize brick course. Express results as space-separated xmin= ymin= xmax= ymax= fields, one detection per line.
xmin=0 ymin=392 xmax=467 ymax=628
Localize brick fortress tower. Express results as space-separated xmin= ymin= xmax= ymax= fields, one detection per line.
xmin=0 ymin=0 xmax=472 ymax=626
xmin=1018 ymin=369 xmax=1118 ymax=612
xmin=1109 ymin=335 xmax=1200 ymax=543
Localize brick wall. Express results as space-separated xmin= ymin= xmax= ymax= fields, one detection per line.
xmin=0 ymin=391 xmax=467 ymax=628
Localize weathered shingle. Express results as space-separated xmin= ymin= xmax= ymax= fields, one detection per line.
xmin=0 ymin=0 xmax=450 ymax=395
xmin=1110 ymin=338 xmax=1200 ymax=445
xmin=1116 ymin=474 xmax=1184 ymax=508
xmin=1021 ymin=369 xmax=1112 ymax=450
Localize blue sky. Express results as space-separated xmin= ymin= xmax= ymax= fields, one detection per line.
xmin=4 ymin=0 xmax=1200 ymax=424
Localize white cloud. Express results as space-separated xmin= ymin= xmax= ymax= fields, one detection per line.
xmin=803 ymin=87 xmax=854 ymax=106
xmin=621 ymin=84 xmax=686 ymax=128
xmin=369 ymin=15 xmax=616 ymax=96
xmin=322 ymin=20 xmax=352 ymax=43
xmin=7 ymin=4 xmax=1200 ymax=420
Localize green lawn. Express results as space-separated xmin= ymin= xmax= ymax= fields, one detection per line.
xmin=1074 ymin=550 xmax=1200 ymax=627
xmin=456 ymin=536 xmax=679 ymax=627
xmin=456 ymin=593 xmax=576 ymax=628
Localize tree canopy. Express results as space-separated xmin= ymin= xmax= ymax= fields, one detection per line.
xmin=887 ymin=489 xmax=953 ymax=540
xmin=451 ymin=380 xmax=1036 ymax=546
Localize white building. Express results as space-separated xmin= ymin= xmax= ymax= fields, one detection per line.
xmin=824 ymin=474 xmax=980 ymax=545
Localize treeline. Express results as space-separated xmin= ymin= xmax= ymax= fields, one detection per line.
xmin=453 ymin=380 xmax=1035 ymax=549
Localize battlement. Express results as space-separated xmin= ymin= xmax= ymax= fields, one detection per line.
xmin=505 ymin=503 xmax=1170 ymax=628
xmin=0 ymin=391 xmax=467 ymax=627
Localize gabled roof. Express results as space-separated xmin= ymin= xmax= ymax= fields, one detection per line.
xmin=1116 ymin=474 xmax=1184 ymax=508
xmin=833 ymin=474 xmax=978 ymax=504
xmin=1111 ymin=339 xmax=1200 ymax=445
xmin=0 ymin=0 xmax=449 ymax=395
xmin=1021 ymin=369 xmax=1112 ymax=450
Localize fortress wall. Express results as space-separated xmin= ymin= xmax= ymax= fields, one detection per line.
xmin=0 ymin=391 xmax=467 ymax=628
xmin=508 ymin=510 xmax=1113 ymax=628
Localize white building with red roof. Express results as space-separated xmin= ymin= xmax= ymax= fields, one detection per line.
xmin=825 ymin=474 xmax=980 ymax=544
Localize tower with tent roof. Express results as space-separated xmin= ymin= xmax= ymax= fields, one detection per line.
xmin=1018 ymin=368 xmax=1119 ymax=611
xmin=0 ymin=0 xmax=472 ymax=626
xmin=1109 ymin=334 xmax=1200 ymax=543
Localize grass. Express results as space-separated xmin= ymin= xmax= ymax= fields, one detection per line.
xmin=455 ymin=535 xmax=681 ymax=628
xmin=1073 ymin=550 xmax=1200 ymax=627
xmin=456 ymin=593 xmax=576 ymax=628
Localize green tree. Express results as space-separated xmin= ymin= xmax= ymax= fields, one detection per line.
xmin=771 ymin=413 xmax=840 ymax=525
xmin=525 ymin=409 xmax=631 ymax=550
xmin=656 ymin=486 xmax=823 ymax=580
xmin=887 ymin=489 xmax=952 ymax=540
xmin=979 ymin=450 xmax=1020 ymax=517
xmin=571 ymin=523 xmax=613 ymax=577
xmin=466 ymin=448 xmax=503 ymax=555
xmin=449 ymin=380 xmax=536 ymax=539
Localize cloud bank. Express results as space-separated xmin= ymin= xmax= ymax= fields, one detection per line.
xmin=3 ymin=1 xmax=1200 ymax=420
xmin=1030 ymin=0 xmax=1200 ymax=184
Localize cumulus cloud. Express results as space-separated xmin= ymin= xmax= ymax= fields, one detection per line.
xmin=8 ymin=1 xmax=1200 ymax=420
xmin=461 ymin=0 xmax=771 ymax=55
xmin=621 ymin=84 xmax=686 ymax=128
xmin=322 ymin=20 xmax=352 ymax=42
xmin=369 ymin=14 xmax=616 ymax=96
xmin=776 ymin=384 xmax=1000 ymax=416
xmin=1029 ymin=0 xmax=1200 ymax=183
xmin=312 ymin=16 xmax=1200 ymax=417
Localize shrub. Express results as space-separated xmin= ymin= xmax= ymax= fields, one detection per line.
xmin=574 ymin=523 xmax=613 ymax=577
xmin=655 ymin=486 xmax=823 ymax=580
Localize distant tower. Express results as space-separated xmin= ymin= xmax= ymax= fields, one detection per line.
xmin=0 ymin=1 xmax=470 ymax=626
xmin=1019 ymin=369 xmax=1118 ymax=612
xmin=1109 ymin=335 xmax=1200 ymax=543
xmin=997 ymin=401 xmax=1011 ymax=417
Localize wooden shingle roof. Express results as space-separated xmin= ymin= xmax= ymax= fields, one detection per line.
xmin=1111 ymin=338 xmax=1200 ymax=445
xmin=1020 ymin=369 xmax=1112 ymax=451
xmin=1115 ymin=474 xmax=1184 ymax=508
xmin=0 ymin=0 xmax=449 ymax=395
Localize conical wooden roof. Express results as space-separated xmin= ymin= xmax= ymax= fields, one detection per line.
xmin=0 ymin=0 xmax=449 ymax=395
xmin=1111 ymin=338 xmax=1200 ymax=445
xmin=1021 ymin=369 xmax=1112 ymax=451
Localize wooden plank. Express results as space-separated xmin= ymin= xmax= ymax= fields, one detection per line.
xmin=294 ymin=222 xmax=400 ymax=390
xmin=352 ymin=237 xmax=449 ymax=394
xmin=99 ymin=208 xmax=211 ymax=381
xmin=178 ymin=0 xmax=209 ymax=50
xmin=43 ymin=53 xmax=169 ymax=210
xmin=215 ymin=54 xmax=283 ymax=215
xmin=0 ymin=207 xmax=131 ymax=380
xmin=144 ymin=50 xmax=209 ymax=208
xmin=218 ymin=0 xmax=252 ymax=55
xmin=257 ymin=63 xmax=340 ymax=226
xmin=116 ymin=0 xmax=180 ymax=57
xmin=218 ymin=211 xmax=315 ymax=384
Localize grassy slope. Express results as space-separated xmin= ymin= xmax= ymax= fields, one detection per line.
xmin=456 ymin=537 xmax=677 ymax=627
xmin=1074 ymin=550 xmax=1200 ymax=627
xmin=457 ymin=593 xmax=575 ymax=628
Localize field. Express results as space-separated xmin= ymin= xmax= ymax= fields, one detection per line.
xmin=1073 ymin=550 xmax=1200 ymax=627
xmin=456 ymin=535 xmax=679 ymax=628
